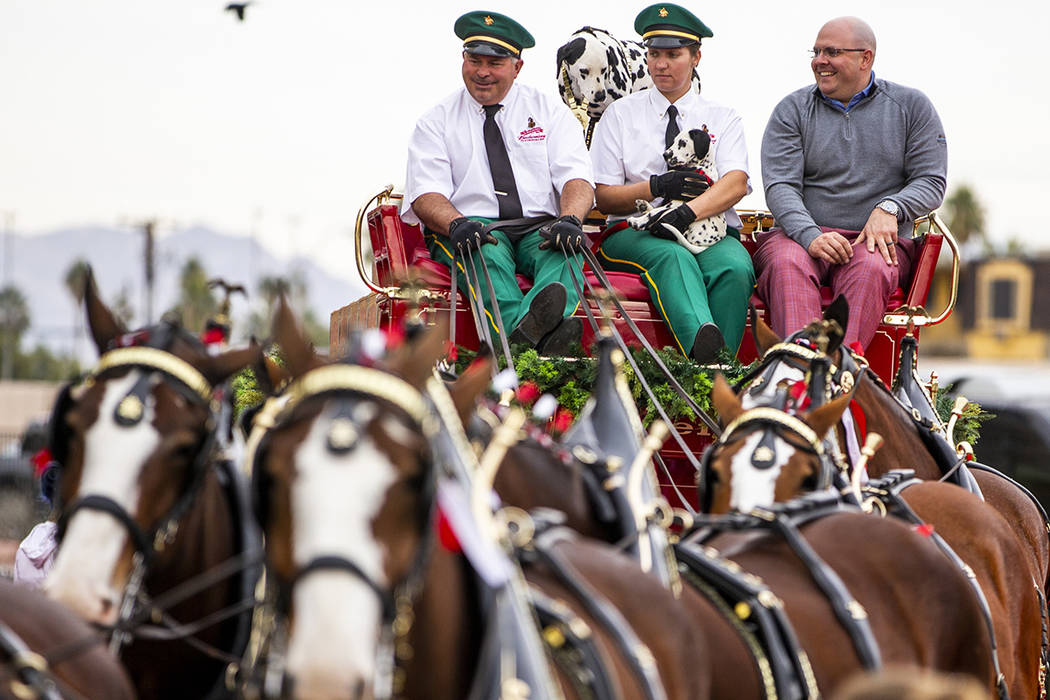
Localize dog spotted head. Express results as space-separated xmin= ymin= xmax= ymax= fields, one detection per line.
xmin=557 ymin=27 xmax=644 ymax=119
xmin=663 ymin=127 xmax=713 ymax=170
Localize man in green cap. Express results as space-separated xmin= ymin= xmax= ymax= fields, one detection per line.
xmin=589 ymin=3 xmax=754 ymax=364
xmin=402 ymin=11 xmax=595 ymax=355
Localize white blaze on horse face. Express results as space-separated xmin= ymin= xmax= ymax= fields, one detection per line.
xmin=285 ymin=405 xmax=400 ymax=699
xmin=729 ymin=432 xmax=791 ymax=513
xmin=46 ymin=372 xmax=158 ymax=624
xmin=741 ymin=363 xmax=805 ymax=410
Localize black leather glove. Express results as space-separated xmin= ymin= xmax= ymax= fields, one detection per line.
xmin=646 ymin=204 xmax=697 ymax=240
xmin=448 ymin=217 xmax=495 ymax=253
xmin=539 ymin=214 xmax=587 ymax=251
xmin=649 ymin=170 xmax=710 ymax=201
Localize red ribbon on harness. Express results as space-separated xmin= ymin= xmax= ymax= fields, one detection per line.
xmin=436 ymin=506 xmax=462 ymax=553
xmin=787 ymin=381 xmax=811 ymax=413
xmin=913 ymin=523 xmax=935 ymax=538
xmin=31 ymin=448 xmax=53 ymax=478
xmin=848 ymin=400 xmax=867 ymax=439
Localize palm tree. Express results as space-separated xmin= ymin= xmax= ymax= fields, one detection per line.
xmin=172 ymin=257 xmax=218 ymax=333
xmin=0 ymin=285 xmax=30 ymax=379
xmin=943 ymin=185 xmax=986 ymax=246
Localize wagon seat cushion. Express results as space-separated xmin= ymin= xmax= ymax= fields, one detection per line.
xmin=394 ymin=219 xmax=652 ymax=301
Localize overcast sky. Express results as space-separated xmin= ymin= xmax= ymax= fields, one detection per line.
xmin=3 ymin=0 xmax=1048 ymax=289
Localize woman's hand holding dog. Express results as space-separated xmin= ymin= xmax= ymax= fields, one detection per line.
xmin=645 ymin=203 xmax=697 ymax=239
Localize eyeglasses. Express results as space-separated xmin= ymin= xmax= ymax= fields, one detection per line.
xmin=809 ymin=47 xmax=867 ymax=58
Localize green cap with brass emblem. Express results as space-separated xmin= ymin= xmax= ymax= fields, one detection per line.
xmin=634 ymin=3 xmax=713 ymax=48
xmin=454 ymin=11 xmax=535 ymax=58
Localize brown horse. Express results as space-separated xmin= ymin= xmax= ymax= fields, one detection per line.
xmin=44 ymin=271 xmax=263 ymax=700
xmin=707 ymin=374 xmax=1043 ymax=699
xmin=0 ymin=579 xmax=135 ymax=700
xmin=747 ymin=306 xmax=1050 ymax=597
xmin=249 ymin=301 xmax=714 ymax=699
xmin=454 ymin=339 xmax=996 ymax=699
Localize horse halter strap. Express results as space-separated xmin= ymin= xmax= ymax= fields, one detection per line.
xmin=94 ymin=346 xmax=213 ymax=403
xmin=282 ymin=364 xmax=428 ymax=426
xmin=720 ymin=407 xmax=824 ymax=457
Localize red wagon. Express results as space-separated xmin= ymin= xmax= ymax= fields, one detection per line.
xmin=331 ymin=186 xmax=961 ymax=508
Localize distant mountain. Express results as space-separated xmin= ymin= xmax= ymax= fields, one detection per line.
xmin=6 ymin=225 xmax=367 ymax=361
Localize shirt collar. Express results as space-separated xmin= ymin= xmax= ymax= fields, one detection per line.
xmin=649 ymin=88 xmax=701 ymax=118
xmin=466 ymin=82 xmax=520 ymax=114
xmin=819 ymin=73 xmax=876 ymax=113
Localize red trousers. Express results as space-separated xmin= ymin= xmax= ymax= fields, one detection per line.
xmin=753 ymin=227 xmax=918 ymax=350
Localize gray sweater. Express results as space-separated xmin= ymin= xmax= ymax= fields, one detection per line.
xmin=761 ymin=78 xmax=947 ymax=250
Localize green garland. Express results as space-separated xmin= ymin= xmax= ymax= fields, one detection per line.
xmin=462 ymin=343 xmax=755 ymax=427
xmin=935 ymin=390 xmax=993 ymax=448
xmin=231 ymin=341 xmax=988 ymax=444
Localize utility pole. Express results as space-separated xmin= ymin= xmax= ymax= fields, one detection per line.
xmin=142 ymin=219 xmax=155 ymax=324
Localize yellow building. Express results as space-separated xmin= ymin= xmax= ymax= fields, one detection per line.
xmin=923 ymin=256 xmax=1050 ymax=360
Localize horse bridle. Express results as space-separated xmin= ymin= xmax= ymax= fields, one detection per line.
xmin=697 ymin=404 xmax=841 ymax=513
xmin=50 ymin=342 xmax=271 ymax=662
xmin=245 ymin=363 xmax=442 ymax=693
xmin=735 ymin=333 xmax=857 ymax=403
xmin=55 ymin=346 xmax=218 ymax=569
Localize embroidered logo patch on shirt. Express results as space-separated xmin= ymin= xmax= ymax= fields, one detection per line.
xmin=518 ymin=122 xmax=546 ymax=142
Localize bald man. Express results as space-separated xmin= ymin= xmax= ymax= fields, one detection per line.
xmin=756 ymin=16 xmax=947 ymax=350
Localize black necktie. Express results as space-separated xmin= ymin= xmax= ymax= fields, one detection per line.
xmin=482 ymin=104 xmax=523 ymax=220
xmin=665 ymin=104 xmax=680 ymax=148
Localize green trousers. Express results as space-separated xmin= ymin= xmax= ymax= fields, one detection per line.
xmin=426 ymin=220 xmax=582 ymax=345
xmin=598 ymin=226 xmax=755 ymax=355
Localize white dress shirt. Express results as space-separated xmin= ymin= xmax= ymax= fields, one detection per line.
xmin=590 ymin=88 xmax=750 ymax=228
xmin=402 ymin=82 xmax=594 ymax=226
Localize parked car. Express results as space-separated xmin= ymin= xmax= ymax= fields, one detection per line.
xmin=937 ymin=366 xmax=1050 ymax=510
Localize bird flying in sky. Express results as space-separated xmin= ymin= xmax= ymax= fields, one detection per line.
xmin=224 ymin=2 xmax=253 ymax=22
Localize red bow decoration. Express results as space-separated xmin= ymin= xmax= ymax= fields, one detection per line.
xmin=31 ymin=448 xmax=53 ymax=478
xmin=443 ymin=340 xmax=458 ymax=363
xmin=515 ymin=381 xmax=540 ymax=406
xmin=913 ymin=523 xmax=935 ymax=538
xmin=787 ymin=380 xmax=811 ymax=413
xmin=436 ymin=506 xmax=462 ymax=553
xmin=201 ymin=327 xmax=226 ymax=345
xmin=552 ymin=407 xmax=574 ymax=434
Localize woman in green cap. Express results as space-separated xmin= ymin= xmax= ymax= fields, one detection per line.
xmin=590 ymin=3 xmax=754 ymax=364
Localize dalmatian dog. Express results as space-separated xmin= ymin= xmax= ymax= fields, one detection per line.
xmin=556 ymin=26 xmax=701 ymax=122
xmin=627 ymin=128 xmax=727 ymax=254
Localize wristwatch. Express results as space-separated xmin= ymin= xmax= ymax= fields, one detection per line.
xmin=876 ymin=200 xmax=901 ymax=219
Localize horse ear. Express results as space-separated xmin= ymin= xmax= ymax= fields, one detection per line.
xmin=711 ymin=373 xmax=743 ymax=425
xmin=824 ymin=296 xmax=850 ymax=353
xmin=244 ymin=336 xmax=289 ymax=393
xmin=804 ymin=391 xmax=852 ymax=440
xmin=271 ymin=295 xmax=316 ymax=379
xmin=200 ymin=345 xmax=264 ymax=388
xmin=389 ymin=319 xmax=449 ymax=389
xmin=83 ymin=267 xmax=127 ymax=354
xmin=448 ymin=355 xmax=493 ymax=424
xmin=751 ymin=305 xmax=780 ymax=356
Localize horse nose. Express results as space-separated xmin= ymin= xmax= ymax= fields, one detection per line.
xmin=45 ymin=579 xmax=120 ymax=625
